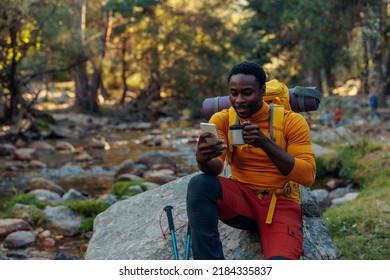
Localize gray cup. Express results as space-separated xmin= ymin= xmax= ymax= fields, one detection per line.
xmin=230 ymin=125 xmax=245 ymax=145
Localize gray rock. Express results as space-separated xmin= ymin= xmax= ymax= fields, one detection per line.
xmin=101 ymin=194 xmax=118 ymax=206
xmin=127 ymin=185 xmax=144 ymax=195
xmin=62 ymin=188 xmax=89 ymax=202
xmin=42 ymin=206 xmax=81 ymax=236
xmin=0 ymin=143 xmax=16 ymax=155
xmin=29 ymin=189 xmax=63 ymax=204
xmin=85 ymin=173 xmax=338 ymax=260
xmin=136 ymin=152 xmax=176 ymax=171
xmin=331 ymin=192 xmax=360 ymax=207
xmin=0 ymin=219 xmax=32 ymax=239
xmin=115 ymin=160 xmax=146 ymax=178
xmin=27 ymin=177 xmax=65 ymax=196
xmin=11 ymin=204 xmax=41 ymax=224
xmin=312 ymin=189 xmax=332 ymax=209
xmin=329 ymin=187 xmax=349 ymax=200
xmin=311 ymin=126 xmax=358 ymax=143
xmin=301 ymin=188 xmax=338 ymax=260
xmin=3 ymin=230 xmax=36 ymax=249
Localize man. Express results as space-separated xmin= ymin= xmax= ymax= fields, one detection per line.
xmin=369 ymin=93 xmax=378 ymax=120
xmin=186 ymin=61 xmax=316 ymax=260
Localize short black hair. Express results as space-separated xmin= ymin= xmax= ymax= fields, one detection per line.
xmin=227 ymin=61 xmax=267 ymax=87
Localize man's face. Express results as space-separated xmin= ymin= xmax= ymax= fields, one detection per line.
xmin=229 ymin=73 xmax=264 ymax=119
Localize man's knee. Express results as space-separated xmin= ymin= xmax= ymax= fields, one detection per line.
xmin=187 ymin=174 xmax=222 ymax=201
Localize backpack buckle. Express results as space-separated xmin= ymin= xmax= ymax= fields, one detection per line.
xmin=284 ymin=185 xmax=292 ymax=197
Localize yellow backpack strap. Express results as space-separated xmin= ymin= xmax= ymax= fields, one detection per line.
xmin=269 ymin=103 xmax=286 ymax=150
xmin=227 ymin=107 xmax=239 ymax=164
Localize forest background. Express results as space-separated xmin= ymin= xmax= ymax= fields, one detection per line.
xmin=0 ymin=0 xmax=389 ymax=125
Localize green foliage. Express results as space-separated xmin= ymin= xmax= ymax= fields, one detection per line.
xmin=110 ymin=180 xmax=146 ymax=197
xmin=4 ymin=193 xmax=48 ymax=211
xmin=324 ymin=143 xmax=390 ymax=259
xmin=324 ymin=183 xmax=390 ymax=259
xmin=2 ymin=193 xmax=47 ymax=226
xmin=65 ymin=199 xmax=109 ymax=219
xmin=337 ymin=140 xmax=382 ymax=183
xmin=316 ymin=139 xmax=382 ymax=183
xmin=315 ymin=155 xmax=340 ymax=180
xmin=65 ymin=199 xmax=109 ymax=234
xmin=33 ymin=112 xmax=56 ymax=134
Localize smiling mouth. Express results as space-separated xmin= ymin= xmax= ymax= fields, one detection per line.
xmin=236 ymin=106 xmax=249 ymax=114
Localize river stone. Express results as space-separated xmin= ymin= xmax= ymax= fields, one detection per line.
xmin=28 ymin=160 xmax=47 ymax=169
xmin=312 ymin=189 xmax=332 ymax=209
xmin=136 ymin=152 xmax=176 ymax=170
xmin=27 ymin=177 xmax=65 ymax=196
xmin=42 ymin=206 xmax=81 ymax=237
xmin=85 ymin=173 xmax=338 ymax=260
xmin=3 ymin=230 xmax=36 ymax=249
xmin=29 ymin=189 xmax=63 ymax=204
xmin=28 ymin=141 xmax=56 ymax=152
xmin=55 ymin=141 xmax=76 ymax=152
xmin=13 ymin=148 xmax=38 ymax=161
xmin=86 ymin=137 xmax=110 ymax=150
xmin=62 ymin=188 xmax=89 ymax=202
xmin=115 ymin=160 xmax=145 ymax=178
xmin=143 ymin=170 xmax=177 ymax=185
xmin=331 ymin=192 xmax=360 ymax=207
xmin=0 ymin=143 xmax=16 ymax=155
xmin=329 ymin=187 xmax=349 ymax=200
xmin=12 ymin=204 xmax=40 ymax=224
xmin=0 ymin=219 xmax=32 ymax=239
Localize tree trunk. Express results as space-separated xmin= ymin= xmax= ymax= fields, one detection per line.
xmin=369 ymin=0 xmax=386 ymax=107
xmin=307 ymin=68 xmax=322 ymax=93
xmin=95 ymin=8 xmax=112 ymax=102
xmin=8 ymin=23 xmax=22 ymax=122
xmin=360 ymin=16 xmax=370 ymax=96
xmin=72 ymin=0 xmax=99 ymax=112
xmin=383 ymin=54 xmax=390 ymax=103
xmin=131 ymin=6 xmax=161 ymax=120
xmin=120 ymin=36 xmax=129 ymax=104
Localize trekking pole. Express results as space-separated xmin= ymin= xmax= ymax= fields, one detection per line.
xmin=164 ymin=205 xmax=179 ymax=260
xmin=184 ymin=223 xmax=191 ymax=260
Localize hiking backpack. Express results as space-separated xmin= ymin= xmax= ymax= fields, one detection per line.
xmin=201 ymin=79 xmax=322 ymax=165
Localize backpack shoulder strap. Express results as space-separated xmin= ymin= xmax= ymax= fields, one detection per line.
xmin=269 ymin=103 xmax=287 ymax=150
xmin=227 ymin=107 xmax=238 ymax=164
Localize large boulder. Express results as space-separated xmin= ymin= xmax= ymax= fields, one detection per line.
xmin=85 ymin=173 xmax=338 ymax=260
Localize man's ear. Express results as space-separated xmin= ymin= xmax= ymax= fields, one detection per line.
xmin=260 ymin=84 xmax=266 ymax=95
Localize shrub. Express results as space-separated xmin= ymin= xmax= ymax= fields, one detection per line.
xmin=65 ymin=200 xmax=109 ymax=234
xmin=4 ymin=193 xmax=47 ymax=210
xmin=110 ymin=180 xmax=146 ymax=197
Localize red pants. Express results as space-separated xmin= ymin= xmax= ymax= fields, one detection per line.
xmin=187 ymin=174 xmax=303 ymax=259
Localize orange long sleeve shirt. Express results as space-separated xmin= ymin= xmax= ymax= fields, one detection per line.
xmin=209 ymin=102 xmax=316 ymax=191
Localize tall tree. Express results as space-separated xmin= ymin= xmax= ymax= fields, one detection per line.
xmin=360 ymin=0 xmax=388 ymax=106
xmin=0 ymin=0 xmax=59 ymax=123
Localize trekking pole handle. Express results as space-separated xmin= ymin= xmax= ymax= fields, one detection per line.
xmin=164 ymin=205 xmax=179 ymax=260
xmin=164 ymin=205 xmax=175 ymax=231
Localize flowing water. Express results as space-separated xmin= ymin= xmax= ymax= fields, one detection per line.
xmin=0 ymin=120 xmax=201 ymax=259
xmin=0 ymin=121 xmax=200 ymax=208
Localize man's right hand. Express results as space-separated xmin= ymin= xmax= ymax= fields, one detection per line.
xmin=196 ymin=133 xmax=227 ymax=163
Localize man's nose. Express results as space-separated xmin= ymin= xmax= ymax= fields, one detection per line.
xmin=235 ymin=94 xmax=245 ymax=103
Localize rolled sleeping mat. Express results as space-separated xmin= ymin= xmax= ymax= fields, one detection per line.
xmin=201 ymin=87 xmax=322 ymax=121
xmin=288 ymin=86 xmax=322 ymax=113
